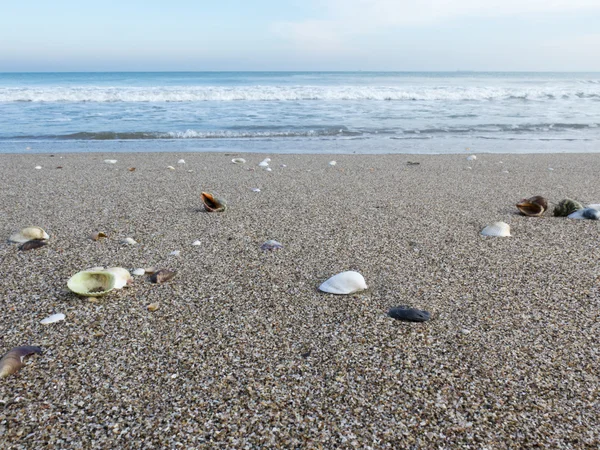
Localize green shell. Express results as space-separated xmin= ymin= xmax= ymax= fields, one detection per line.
xmin=67 ymin=270 xmax=117 ymax=297
xmin=553 ymin=199 xmax=584 ymax=217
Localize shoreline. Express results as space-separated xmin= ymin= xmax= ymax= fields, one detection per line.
xmin=1 ymin=151 xmax=599 ymax=447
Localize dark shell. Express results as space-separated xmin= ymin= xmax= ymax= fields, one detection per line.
xmin=150 ymin=269 xmax=177 ymax=284
xmin=553 ymin=199 xmax=583 ymax=217
xmin=582 ymin=208 xmax=600 ymax=220
xmin=0 ymin=346 xmax=42 ymax=378
xmin=516 ymin=196 xmax=548 ymax=217
xmin=388 ymin=306 xmax=430 ymax=323
xmin=201 ymin=192 xmax=226 ymax=212
xmin=19 ymin=239 xmax=48 ymax=251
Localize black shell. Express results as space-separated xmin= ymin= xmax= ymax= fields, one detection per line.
xmin=388 ymin=306 xmax=430 ymax=322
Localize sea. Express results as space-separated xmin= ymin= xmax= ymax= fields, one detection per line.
xmin=0 ymin=71 xmax=599 ymax=154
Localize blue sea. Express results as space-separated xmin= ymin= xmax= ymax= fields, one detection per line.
xmin=1 ymin=71 xmax=599 ymax=154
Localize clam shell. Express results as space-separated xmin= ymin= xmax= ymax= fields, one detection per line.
xmin=231 ymin=158 xmax=246 ymax=164
xmin=319 ymin=271 xmax=368 ymax=295
xmin=19 ymin=239 xmax=48 ymax=251
xmin=0 ymin=346 xmax=42 ymax=378
xmin=67 ymin=270 xmax=117 ymax=296
xmin=568 ymin=207 xmax=600 ymax=220
xmin=481 ymin=222 xmax=511 ymax=237
xmin=177 ymin=159 xmax=185 ymax=164
xmin=104 ymin=159 xmax=117 ymax=164
xmin=553 ymin=199 xmax=583 ymax=217
xmin=103 ymin=267 xmax=133 ymax=288
xmin=258 ymin=161 xmax=269 ymax=167
xmin=201 ymin=192 xmax=226 ymax=212
xmin=9 ymin=226 xmax=49 ymax=243
xmin=329 ymin=161 xmax=337 ymax=166
xmin=150 ymin=269 xmax=176 ymax=284
xmin=40 ymin=313 xmax=65 ymax=325
xmin=388 ymin=306 xmax=430 ymax=322
xmin=121 ymin=237 xmax=137 ymax=245
xmin=516 ymin=196 xmax=548 ymax=217
xmin=260 ymin=240 xmax=283 ymax=251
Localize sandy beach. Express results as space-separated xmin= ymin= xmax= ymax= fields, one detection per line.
xmin=0 ymin=152 xmax=599 ymax=448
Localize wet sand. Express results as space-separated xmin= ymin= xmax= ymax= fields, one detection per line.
xmin=0 ymin=152 xmax=599 ymax=448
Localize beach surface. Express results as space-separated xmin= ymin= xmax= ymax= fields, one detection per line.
xmin=0 ymin=152 xmax=599 ymax=448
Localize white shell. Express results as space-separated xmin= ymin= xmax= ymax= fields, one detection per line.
xmin=319 ymin=271 xmax=368 ymax=295
xmin=329 ymin=161 xmax=337 ymax=166
xmin=121 ymin=237 xmax=137 ymax=245
xmin=258 ymin=161 xmax=269 ymax=167
xmin=41 ymin=313 xmax=65 ymax=325
xmin=104 ymin=159 xmax=117 ymax=164
xmin=132 ymin=268 xmax=146 ymax=276
xmin=265 ymin=167 xmax=272 ymax=172
xmin=251 ymin=188 xmax=261 ymax=192
xmin=170 ymin=250 xmax=181 ymax=256
xmin=231 ymin=158 xmax=246 ymax=164
xmin=192 ymin=240 xmax=201 ymax=246
xmin=466 ymin=155 xmax=477 ymax=161
xmin=568 ymin=207 xmax=600 ymax=220
xmin=177 ymin=159 xmax=185 ymax=164
xmin=103 ymin=267 xmax=133 ymax=289
xmin=35 ymin=166 xmax=42 ymax=170
xmin=481 ymin=222 xmax=511 ymax=237
xmin=9 ymin=226 xmax=50 ymax=243
xmin=167 ymin=166 xmax=176 ymax=170
xmin=586 ymin=203 xmax=600 ymax=210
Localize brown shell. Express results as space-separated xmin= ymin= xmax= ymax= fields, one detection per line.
xmin=201 ymin=192 xmax=226 ymax=212
xmin=150 ymin=269 xmax=176 ymax=284
xmin=90 ymin=232 xmax=107 ymax=241
xmin=0 ymin=346 xmax=42 ymax=378
xmin=516 ymin=196 xmax=548 ymax=217
xmin=19 ymin=239 xmax=48 ymax=251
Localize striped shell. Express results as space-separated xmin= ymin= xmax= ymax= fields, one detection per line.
xmin=516 ymin=196 xmax=548 ymax=217
xmin=553 ymin=199 xmax=583 ymax=217
xmin=0 ymin=346 xmax=42 ymax=378
xmin=481 ymin=222 xmax=511 ymax=237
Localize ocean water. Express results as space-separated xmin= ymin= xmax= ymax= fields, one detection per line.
xmin=0 ymin=71 xmax=599 ymax=154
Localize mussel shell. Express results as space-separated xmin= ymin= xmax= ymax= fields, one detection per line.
xmin=19 ymin=239 xmax=48 ymax=251
xmin=0 ymin=346 xmax=42 ymax=378
xmin=201 ymin=192 xmax=226 ymax=212
xmin=388 ymin=306 xmax=430 ymax=322
xmin=150 ymin=269 xmax=176 ymax=284
xmin=67 ymin=270 xmax=117 ymax=296
xmin=553 ymin=199 xmax=584 ymax=217
xmin=516 ymin=196 xmax=548 ymax=217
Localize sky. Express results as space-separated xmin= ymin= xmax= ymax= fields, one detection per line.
xmin=1 ymin=0 xmax=600 ymax=71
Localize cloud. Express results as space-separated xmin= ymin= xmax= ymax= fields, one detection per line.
xmin=272 ymin=0 xmax=600 ymax=47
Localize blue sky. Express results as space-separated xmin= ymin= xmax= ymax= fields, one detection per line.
xmin=2 ymin=0 xmax=600 ymax=71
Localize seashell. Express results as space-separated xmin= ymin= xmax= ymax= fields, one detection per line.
xmin=35 ymin=166 xmax=42 ymax=170
xmin=466 ymin=155 xmax=477 ymax=161
xmin=132 ymin=268 xmax=146 ymax=276
xmin=143 ymin=267 xmax=158 ymax=275
xmin=0 ymin=346 xmax=42 ymax=378
xmin=103 ymin=267 xmax=133 ymax=288
xmin=201 ymin=192 xmax=226 ymax=212
xmin=9 ymin=226 xmax=49 ymax=244
xmin=265 ymin=167 xmax=272 ymax=172
xmin=516 ymin=196 xmax=548 ymax=217
xmin=147 ymin=302 xmax=160 ymax=312
xmin=192 ymin=240 xmax=201 ymax=246
xmin=231 ymin=158 xmax=246 ymax=164
xmin=128 ymin=167 xmax=136 ymax=171
xmin=169 ymin=250 xmax=181 ymax=256
xmin=67 ymin=270 xmax=117 ymax=296
xmin=388 ymin=306 xmax=430 ymax=322
xmin=19 ymin=239 xmax=47 ymax=251
xmin=586 ymin=203 xmax=600 ymax=210
xmin=553 ymin=199 xmax=583 ymax=217
xmin=251 ymin=188 xmax=261 ymax=192
xmin=121 ymin=237 xmax=137 ymax=245
xmin=258 ymin=161 xmax=269 ymax=167
xmin=150 ymin=269 xmax=176 ymax=284
xmin=329 ymin=161 xmax=337 ymax=166
xmin=90 ymin=231 xmax=107 ymax=241
xmin=319 ymin=271 xmax=367 ymax=295
xmin=40 ymin=313 xmax=65 ymax=325
xmin=260 ymin=240 xmax=283 ymax=251
xmin=104 ymin=159 xmax=117 ymax=164
xmin=167 ymin=166 xmax=175 ymax=170
xmin=481 ymin=222 xmax=511 ymax=237
xmin=568 ymin=207 xmax=600 ymax=220
xmin=177 ymin=159 xmax=185 ymax=164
